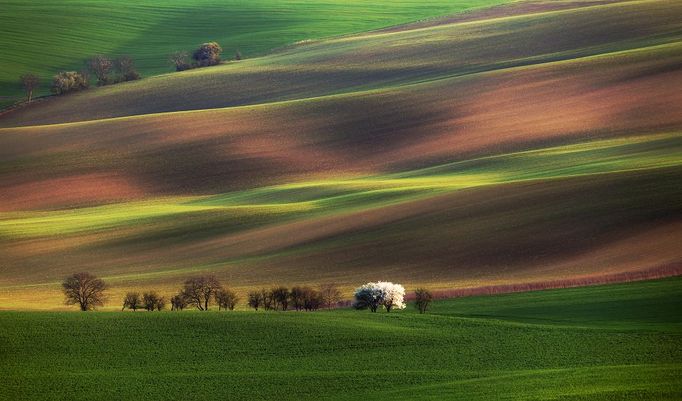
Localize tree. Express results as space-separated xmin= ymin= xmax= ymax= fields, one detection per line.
xmin=192 ymin=42 xmax=222 ymax=67
xmin=142 ymin=291 xmax=161 ymax=311
xmin=376 ymin=281 xmax=406 ymax=313
xmin=271 ymin=286 xmax=290 ymax=311
xmin=261 ymin=288 xmax=274 ymax=310
xmin=51 ymin=71 xmax=89 ymax=95
xmin=155 ymin=296 xmax=166 ymax=311
xmin=62 ymin=272 xmax=106 ymax=311
xmin=247 ymin=291 xmax=263 ymax=311
xmin=169 ymin=51 xmax=190 ymax=71
xmin=122 ymin=292 xmax=141 ymax=311
xmin=289 ymin=287 xmax=306 ymax=311
xmin=171 ymin=293 xmax=187 ymax=311
xmin=215 ymin=287 xmax=239 ymax=311
xmin=180 ymin=275 xmax=221 ymax=311
xmin=303 ymin=288 xmax=323 ymax=311
xmin=235 ymin=50 xmax=242 ymax=61
xmin=20 ymin=73 xmax=39 ymax=103
xmin=414 ymin=288 xmax=433 ymax=314
xmin=319 ymin=283 xmax=342 ymax=309
xmin=353 ymin=281 xmax=406 ymax=313
xmin=87 ymin=55 xmax=113 ymax=85
xmin=113 ymin=55 xmax=140 ymax=81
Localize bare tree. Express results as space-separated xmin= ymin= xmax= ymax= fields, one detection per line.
xmin=289 ymin=287 xmax=306 ymax=311
xmin=86 ymin=55 xmax=113 ymax=85
xmin=261 ymin=288 xmax=274 ymax=311
xmin=113 ymin=55 xmax=140 ymax=81
xmin=271 ymin=286 xmax=290 ymax=311
xmin=171 ymin=293 xmax=187 ymax=311
xmin=155 ymin=296 xmax=166 ymax=311
xmin=122 ymin=292 xmax=141 ymax=311
xmin=142 ymin=291 xmax=160 ymax=311
xmin=62 ymin=272 xmax=106 ymax=311
xmin=215 ymin=287 xmax=239 ymax=311
xmin=181 ymin=275 xmax=221 ymax=311
xmin=302 ymin=287 xmax=323 ymax=311
xmin=20 ymin=73 xmax=39 ymax=103
xmin=247 ymin=291 xmax=263 ymax=311
xmin=169 ymin=51 xmax=190 ymax=71
xmin=319 ymin=283 xmax=342 ymax=309
xmin=414 ymin=288 xmax=433 ymax=314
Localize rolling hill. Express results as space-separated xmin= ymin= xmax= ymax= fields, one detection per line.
xmin=0 ymin=0 xmax=511 ymax=102
xmin=0 ymin=0 xmax=681 ymax=309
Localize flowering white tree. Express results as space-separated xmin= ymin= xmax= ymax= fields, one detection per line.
xmin=376 ymin=281 xmax=406 ymax=312
xmin=353 ymin=281 xmax=406 ymax=312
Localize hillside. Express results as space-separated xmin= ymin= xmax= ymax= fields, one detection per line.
xmin=0 ymin=0 xmax=681 ymax=309
xmin=0 ymin=0 xmax=511 ymax=102
xmin=2 ymin=278 xmax=681 ymax=400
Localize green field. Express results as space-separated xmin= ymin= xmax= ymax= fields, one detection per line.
xmin=0 ymin=0 xmax=510 ymax=101
xmin=1 ymin=278 xmax=680 ymax=400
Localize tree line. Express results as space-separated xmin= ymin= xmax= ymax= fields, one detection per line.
xmin=61 ymin=272 xmax=433 ymax=314
xmin=19 ymin=41 xmax=238 ymax=102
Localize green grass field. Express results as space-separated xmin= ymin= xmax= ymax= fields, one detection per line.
xmin=1 ymin=278 xmax=680 ymax=400
xmin=0 ymin=0 xmax=510 ymax=100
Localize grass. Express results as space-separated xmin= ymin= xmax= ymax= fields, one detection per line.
xmin=0 ymin=0 xmax=512 ymax=101
xmin=1 ymin=277 xmax=680 ymax=400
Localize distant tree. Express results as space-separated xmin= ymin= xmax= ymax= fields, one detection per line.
xmin=215 ymin=287 xmax=239 ymax=311
xmin=261 ymin=289 xmax=274 ymax=311
xmin=319 ymin=283 xmax=342 ymax=309
xmin=113 ymin=55 xmax=140 ymax=82
xmin=376 ymin=282 xmax=406 ymax=313
xmin=169 ymin=51 xmax=191 ymax=71
xmin=289 ymin=287 xmax=306 ymax=311
xmin=19 ymin=73 xmax=39 ymax=103
xmin=247 ymin=291 xmax=263 ymax=311
xmin=235 ymin=49 xmax=242 ymax=61
xmin=155 ymin=296 xmax=166 ymax=311
xmin=171 ymin=293 xmax=188 ymax=311
xmin=414 ymin=288 xmax=433 ymax=314
xmin=62 ymin=272 xmax=106 ymax=311
xmin=271 ymin=286 xmax=290 ymax=311
xmin=353 ymin=282 xmax=405 ymax=312
xmin=122 ymin=292 xmax=141 ymax=311
xmin=181 ymin=275 xmax=221 ymax=311
xmin=303 ymin=287 xmax=323 ymax=311
xmin=142 ymin=291 xmax=161 ymax=311
xmin=353 ymin=283 xmax=382 ymax=312
xmin=192 ymin=42 xmax=222 ymax=67
xmin=86 ymin=55 xmax=113 ymax=85
xmin=51 ymin=71 xmax=89 ymax=95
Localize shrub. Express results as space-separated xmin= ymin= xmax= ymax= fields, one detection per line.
xmin=169 ymin=51 xmax=191 ymax=71
xmin=114 ymin=55 xmax=140 ymax=82
xmin=86 ymin=55 xmax=113 ymax=86
xmin=51 ymin=71 xmax=89 ymax=95
xmin=192 ymin=42 xmax=222 ymax=67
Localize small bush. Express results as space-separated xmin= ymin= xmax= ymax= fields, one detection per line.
xmin=51 ymin=71 xmax=89 ymax=95
xmin=192 ymin=42 xmax=222 ymax=67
